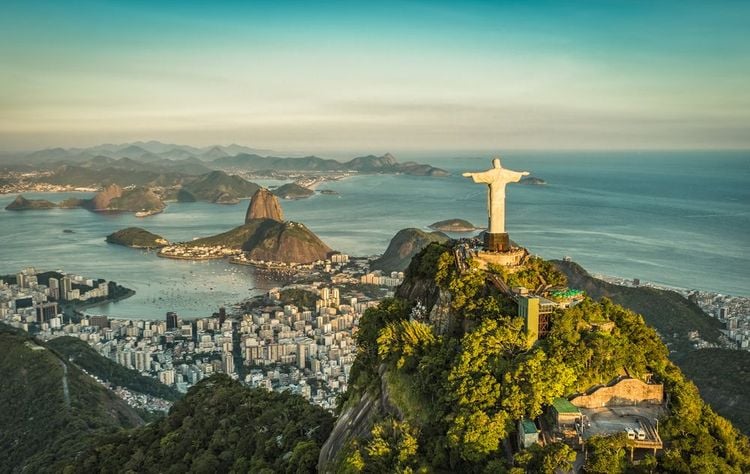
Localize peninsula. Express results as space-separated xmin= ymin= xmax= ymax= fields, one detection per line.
xmin=158 ymin=189 xmax=333 ymax=264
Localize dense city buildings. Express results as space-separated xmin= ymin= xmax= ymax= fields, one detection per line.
xmin=0 ymin=258 xmax=399 ymax=412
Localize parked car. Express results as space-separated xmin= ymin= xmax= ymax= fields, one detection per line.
xmin=625 ymin=428 xmax=636 ymax=440
xmin=637 ymin=428 xmax=646 ymax=440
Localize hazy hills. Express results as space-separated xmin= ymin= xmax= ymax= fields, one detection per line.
xmin=1 ymin=141 xmax=448 ymax=178
xmin=17 ymin=141 xmax=273 ymax=166
xmin=214 ymin=151 xmax=448 ymax=176
xmin=176 ymin=170 xmax=260 ymax=203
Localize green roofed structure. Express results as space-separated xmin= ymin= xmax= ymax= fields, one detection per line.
xmin=550 ymin=397 xmax=580 ymax=429
xmin=518 ymin=418 xmax=540 ymax=449
xmin=550 ymin=288 xmax=584 ymax=299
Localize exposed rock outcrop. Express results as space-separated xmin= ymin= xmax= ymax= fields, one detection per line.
xmin=318 ymin=365 xmax=400 ymax=473
xmin=245 ymin=188 xmax=284 ymax=223
xmin=107 ymin=187 xmax=165 ymax=212
xmin=88 ymin=184 xmax=123 ymax=210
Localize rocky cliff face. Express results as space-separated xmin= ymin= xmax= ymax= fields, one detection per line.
xmin=88 ymin=184 xmax=123 ymax=210
xmin=318 ymin=365 xmax=401 ymax=473
xmin=371 ymin=228 xmax=449 ymax=273
xmin=245 ymin=188 xmax=284 ymax=222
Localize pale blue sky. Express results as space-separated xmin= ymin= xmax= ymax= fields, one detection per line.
xmin=1 ymin=0 xmax=748 ymax=153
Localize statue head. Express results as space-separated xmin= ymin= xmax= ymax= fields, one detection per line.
xmin=492 ymin=157 xmax=502 ymax=168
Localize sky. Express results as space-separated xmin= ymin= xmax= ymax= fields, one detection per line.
xmin=1 ymin=0 xmax=749 ymax=154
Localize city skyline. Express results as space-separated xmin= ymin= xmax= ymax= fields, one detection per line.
xmin=2 ymin=0 xmax=749 ymax=153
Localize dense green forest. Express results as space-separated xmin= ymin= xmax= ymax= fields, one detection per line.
xmin=65 ymin=375 xmax=335 ymax=473
xmin=554 ymin=260 xmax=750 ymax=434
xmin=0 ymin=324 xmax=143 ymax=473
xmin=45 ymin=336 xmax=180 ymax=401
xmin=336 ymin=243 xmax=750 ymax=473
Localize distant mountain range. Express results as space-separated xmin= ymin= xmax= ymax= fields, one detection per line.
xmin=2 ymin=141 xmax=448 ymax=177
xmin=17 ymin=141 xmax=274 ymax=165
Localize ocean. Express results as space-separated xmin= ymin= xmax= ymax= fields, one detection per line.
xmin=0 ymin=151 xmax=748 ymax=319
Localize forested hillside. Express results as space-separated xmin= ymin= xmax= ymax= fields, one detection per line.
xmin=64 ymin=375 xmax=334 ymax=473
xmin=0 ymin=324 xmax=143 ymax=473
xmin=325 ymin=243 xmax=750 ymax=473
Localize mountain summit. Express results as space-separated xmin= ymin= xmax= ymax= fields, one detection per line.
xmin=246 ymin=188 xmax=284 ymax=222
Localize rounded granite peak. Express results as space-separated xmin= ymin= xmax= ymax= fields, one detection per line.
xmin=245 ymin=188 xmax=283 ymax=223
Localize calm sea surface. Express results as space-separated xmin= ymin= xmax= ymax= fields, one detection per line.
xmin=1 ymin=151 xmax=748 ymax=318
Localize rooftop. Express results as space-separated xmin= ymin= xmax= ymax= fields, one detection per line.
xmin=521 ymin=418 xmax=538 ymax=434
xmin=552 ymin=397 xmax=580 ymax=414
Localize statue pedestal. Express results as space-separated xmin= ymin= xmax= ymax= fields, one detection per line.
xmin=485 ymin=232 xmax=510 ymax=252
xmin=475 ymin=247 xmax=527 ymax=270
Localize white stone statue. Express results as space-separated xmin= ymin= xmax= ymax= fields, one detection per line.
xmin=463 ymin=157 xmax=529 ymax=234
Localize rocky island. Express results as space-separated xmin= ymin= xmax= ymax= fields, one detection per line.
xmin=428 ymin=218 xmax=480 ymax=232
xmin=272 ymin=183 xmax=315 ymax=200
xmin=520 ymin=175 xmax=546 ymax=185
xmin=245 ymin=188 xmax=283 ymax=222
xmin=106 ymin=227 xmax=169 ymax=249
xmin=159 ymin=190 xmax=332 ymax=264
xmin=4 ymin=195 xmax=57 ymax=211
xmin=4 ymin=185 xmax=165 ymax=215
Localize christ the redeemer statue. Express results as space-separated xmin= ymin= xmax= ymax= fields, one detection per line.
xmin=463 ymin=157 xmax=529 ymax=252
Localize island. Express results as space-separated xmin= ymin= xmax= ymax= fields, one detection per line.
xmin=272 ymin=183 xmax=315 ymax=200
xmin=520 ymin=175 xmax=546 ymax=185
xmin=106 ymin=227 xmax=169 ymax=249
xmin=159 ymin=190 xmax=333 ymax=264
xmin=428 ymin=218 xmax=480 ymax=232
xmin=4 ymin=195 xmax=57 ymax=211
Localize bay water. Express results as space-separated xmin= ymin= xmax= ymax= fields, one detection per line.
xmin=0 ymin=151 xmax=747 ymax=319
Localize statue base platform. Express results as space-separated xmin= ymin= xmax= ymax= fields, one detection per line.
xmin=474 ymin=247 xmax=527 ymax=270
xmin=485 ymin=232 xmax=510 ymax=252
